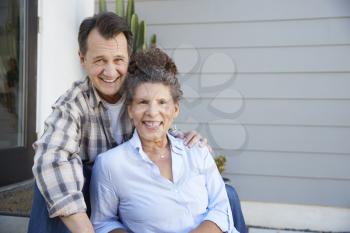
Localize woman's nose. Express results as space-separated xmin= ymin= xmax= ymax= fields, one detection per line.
xmin=146 ymin=103 xmax=159 ymax=116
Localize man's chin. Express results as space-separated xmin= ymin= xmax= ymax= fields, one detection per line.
xmin=97 ymin=90 xmax=121 ymax=103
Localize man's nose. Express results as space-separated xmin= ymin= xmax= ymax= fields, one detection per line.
xmin=103 ymin=63 xmax=118 ymax=77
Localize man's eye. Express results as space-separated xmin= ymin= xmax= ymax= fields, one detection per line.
xmin=95 ymin=59 xmax=104 ymax=65
xmin=115 ymin=58 xmax=125 ymax=64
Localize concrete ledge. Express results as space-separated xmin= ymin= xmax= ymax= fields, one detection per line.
xmin=0 ymin=179 xmax=34 ymax=216
xmin=0 ymin=179 xmax=34 ymax=193
xmin=242 ymin=201 xmax=350 ymax=232
xmin=0 ymin=215 xmax=29 ymax=233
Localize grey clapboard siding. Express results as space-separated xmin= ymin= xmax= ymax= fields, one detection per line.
xmin=165 ymin=46 xmax=350 ymax=73
xmin=175 ymin=123 xmax=350 ymax=154
xmin=226 ymin=174 xmax=350 ymax=207
xmin=135 ymin=0 xmax=350 ymax=24
xmin=222 ymin=150 xmax=350 ymax=180
xmin=149 ymin=18 xmax=350 ymax=48
xmin=95 ymin=0 xmax=350 ymax=207
xmin=179 ymin=73 xmax=350 ymax=99
xmin=177 ymin=99 xmax=350 ymax=126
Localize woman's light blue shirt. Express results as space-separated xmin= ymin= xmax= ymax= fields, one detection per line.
xmin=90 ymin=130 xmax=237 ymax=233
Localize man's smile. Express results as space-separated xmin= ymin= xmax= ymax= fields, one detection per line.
xmin=99 ymin=76 xmax=120 ymax=83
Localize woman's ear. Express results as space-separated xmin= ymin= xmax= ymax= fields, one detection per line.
xmin=174 ymin=102 xmax=180 ymax=118
xmin=127 ymin=105 xmax=133 ymax=120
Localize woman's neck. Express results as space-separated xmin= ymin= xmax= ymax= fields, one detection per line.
xmin=142 ymin=136 xmax=173 ymax=181
xmin=142 ymin=137 xmax=169 ymax=154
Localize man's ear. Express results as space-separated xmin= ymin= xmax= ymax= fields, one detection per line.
xmin=78 ymin=51 xmax=85 ymax=65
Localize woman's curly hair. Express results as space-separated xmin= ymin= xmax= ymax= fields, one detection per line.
xmin=124 ymin=47 xmax=183 ymax=104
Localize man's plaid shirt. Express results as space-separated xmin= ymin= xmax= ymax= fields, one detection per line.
xmin=32 ymin=77 xmax=118 ymax=217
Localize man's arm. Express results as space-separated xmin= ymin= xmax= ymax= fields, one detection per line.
xmin=33 ymin=107 xmax=86 ymax=218
xmin=61 ymin=213 xmax=95 ymax=233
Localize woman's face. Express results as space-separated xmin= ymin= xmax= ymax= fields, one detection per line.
xmin=128 ymin=83 xmax=179 ymax=144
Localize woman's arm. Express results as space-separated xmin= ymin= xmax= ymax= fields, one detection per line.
xmin=109 ymin=229 xmax=127 ymax=233
xmin=190 ymin=220 xmax=222 ymax=233
xmin=90 ymin=156 xmax=127 ymax=233
xmin=199 ymin=148 xmax=236 ymax=233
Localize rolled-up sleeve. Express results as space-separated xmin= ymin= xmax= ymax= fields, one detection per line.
xmin=203 ymin=149 xmax=237 ymax=233
xmin=90 ymin=156 xmax=126 ymax=233
xmin=32 ymin=107 xmax=86 ymax=217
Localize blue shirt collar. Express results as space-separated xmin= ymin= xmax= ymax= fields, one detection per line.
xmin=128 ymin=129 xmax=185 ymax=157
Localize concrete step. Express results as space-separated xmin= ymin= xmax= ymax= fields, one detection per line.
xmin=0 ymin=215 xmax=29 ymax=233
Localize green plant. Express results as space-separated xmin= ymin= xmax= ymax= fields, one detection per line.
xmin=214 ymin=155 xmax=226 ymax=174
xmin=99 ymin=0 xmax=157 ymax=54
xmin=115 ymin=0 xmax=124 ymax=18
xmin=99 ymin=0 xmax=107 ymax=12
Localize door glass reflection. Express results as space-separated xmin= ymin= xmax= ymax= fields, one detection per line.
xmin=0 ymin=0 xmax=25 ymax=148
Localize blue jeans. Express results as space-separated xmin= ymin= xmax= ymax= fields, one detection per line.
xmin=28 ymin=169 xmax=246 ymax=233
xmin=225 ymin=184 xmax=247 ymax=233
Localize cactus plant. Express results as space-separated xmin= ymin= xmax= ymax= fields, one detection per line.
xmin=99 ymin=0 xmax=157 ymax=54
xmin=115 ymin=0 xmax=124 ymax=18
xmin=136 ymin=21 xmax=146 ymax=52
xmin=99 ymin=0 xmax=107 ymax=13
xmin=130 ymin=14 xmax=139 ymax=52
xmin=150 ymin=34 xmax=157 ymax=48
xmin=126 ymin=0 xmax=135 ymax=27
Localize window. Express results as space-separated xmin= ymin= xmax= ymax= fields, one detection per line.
xmin=0 ymin=0 xmax=37 ymax=186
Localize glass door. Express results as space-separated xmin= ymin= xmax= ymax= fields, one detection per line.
xmin=0 ymin=0 xmax=37 ymax=186
xmin=0 ymin=0 xmax=25 ymax=148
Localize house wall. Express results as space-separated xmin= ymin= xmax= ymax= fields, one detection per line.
xmin=96 ymin=0 xmax=350 ymax=230
xmin=36 ymin=0 xmax=94 ymax=134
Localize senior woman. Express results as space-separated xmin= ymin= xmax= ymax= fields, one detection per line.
xmin=90 ymin=48 xmax=238 ymax=233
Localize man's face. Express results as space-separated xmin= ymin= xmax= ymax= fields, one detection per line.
xmin=80 ymin=29 xmax=129 ymax=103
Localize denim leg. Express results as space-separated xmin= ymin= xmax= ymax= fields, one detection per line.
xmin=82 ymin=164 xmax=92 ymax=217
xmin=225 ymin=184 xmax=247 ymax=233
xmin=27 ymin=183 xmax=70 ymax=233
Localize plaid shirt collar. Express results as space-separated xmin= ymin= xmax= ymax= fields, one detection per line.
xmin=85 ymin=78 xmax=104 ymax=109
